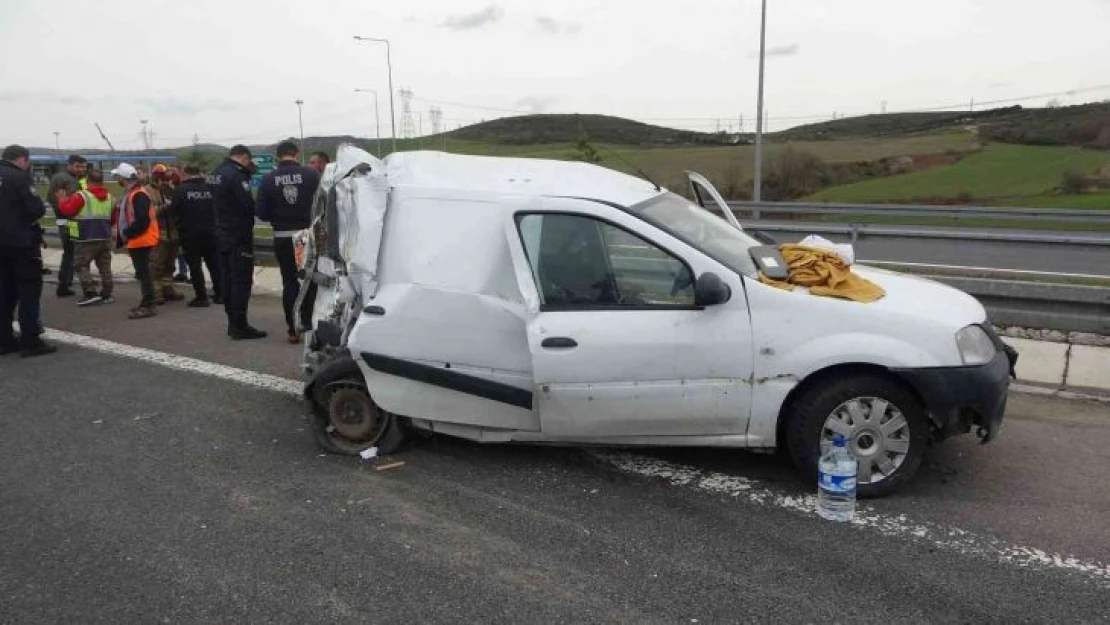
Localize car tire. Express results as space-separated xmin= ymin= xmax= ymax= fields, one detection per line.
xmin=305 ymin=355 xmax=406 ymax=456
xmin=785 ymin=373 xmax=929 ymax=498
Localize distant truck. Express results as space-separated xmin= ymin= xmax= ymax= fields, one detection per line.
xmin=295 ymin=145 xmax=1016 ymax=497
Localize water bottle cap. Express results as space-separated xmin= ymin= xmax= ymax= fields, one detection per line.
xmin=832 ymin=435 xmax=847 ymax=447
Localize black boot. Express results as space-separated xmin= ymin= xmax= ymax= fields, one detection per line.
xmin=19 ymin=339 xmax=57 ymax=358
xmin=230 ymin=324 xmax=268 ymax=340
xmin=228 ymin=314 xmax=267 ymax=340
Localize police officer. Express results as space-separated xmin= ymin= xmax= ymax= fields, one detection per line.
xmin=211 ymin=145 xmax=266 ymax=340
xmin=171 ymin=164 xmax=222 ymax=308
xmin=257 ymin=141 xmax=320 ymax=343
xmin=0 ymin=145 xmax=56 ymax=357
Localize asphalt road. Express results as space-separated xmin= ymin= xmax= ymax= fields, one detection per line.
xmin=1 ymin=283 xmax=1108 ymax=623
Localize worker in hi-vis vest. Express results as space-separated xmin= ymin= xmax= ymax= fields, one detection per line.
xmin=55 ymin=167 xmax=115 ymax=307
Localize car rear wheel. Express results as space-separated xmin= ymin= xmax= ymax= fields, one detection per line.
xmin=310 ymin=378 xmax=406 ymax=455
xmin=786 ymin=373 xmax=929 ymax=498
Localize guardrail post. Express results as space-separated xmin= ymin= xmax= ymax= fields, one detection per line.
xmin=850 ymin=224 xmax=859 ymax=245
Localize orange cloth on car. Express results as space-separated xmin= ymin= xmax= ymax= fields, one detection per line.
xmin=759 ymin=244 xmax=885 ymax=303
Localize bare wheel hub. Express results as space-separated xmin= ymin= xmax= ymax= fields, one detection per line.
xmin=326 ymin=384 xmax=385 ymax=443
xmin=821 ymin=396 xmax=911 ymax=485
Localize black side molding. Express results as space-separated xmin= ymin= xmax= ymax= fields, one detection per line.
xmin=361 ymin=353 xmax=533 ymax=410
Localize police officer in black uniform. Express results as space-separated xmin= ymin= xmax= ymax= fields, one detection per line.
xmin=257 ymin=141 xmax=320 ymax=344
xmin=0 ymin=144 xmax=55 ymax=357
xmin=172 ymin=164 xmax=222 ymax=308
xmin=210 ymin=145 xmax=266 ymax=340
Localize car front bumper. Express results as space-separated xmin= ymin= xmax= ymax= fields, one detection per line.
xmin=892 ymin=328 xmax=1018 ymax=444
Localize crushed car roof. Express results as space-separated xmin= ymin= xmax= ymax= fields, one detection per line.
xmin=377 ymin=150 xmax=665 ymax=207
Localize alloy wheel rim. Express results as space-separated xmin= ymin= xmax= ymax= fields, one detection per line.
xmin=821 ymin=396 xmax=911 ymax=485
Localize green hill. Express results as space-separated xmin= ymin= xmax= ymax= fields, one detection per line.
xmin=807 ymin=143 xmax=1110 ymax=206
xmin=778 ymin=103 xmax=1110 ymax=148
xmin=441 ymin=114 xmax=729 ymax=146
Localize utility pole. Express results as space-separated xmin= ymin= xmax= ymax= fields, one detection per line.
xmin=353 ymin=36 xmax=398 ymax=153
xmin=429 ymin=107 xmax=444 ymax=151
xmin=295 ymin=99 xmax=305 ymax=163
xmin=970 ymin=97 xmax=975 ymax=112
xmin=53 ymin=131 xmax=60 ymax=150
xmin=140 ymin=119 xmax=150 ymax=151
xmin=354 ymin=88 xmax=383 ymax=157
xmin=881 ymin=100 xmax=888 ymax=114
xmin=752 ymin=0 xmax=768 ymax=210
xmin=399 ymin=88 xmax=415 ymax=142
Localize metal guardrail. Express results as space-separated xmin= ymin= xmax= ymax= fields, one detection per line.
xmin=611 ymin=255 xmax=1109 ymax=335
xmin=735 ymin=220 xmax=1110 ymax=246
xmin=727 ymin=200 xmax=1110 ymax=225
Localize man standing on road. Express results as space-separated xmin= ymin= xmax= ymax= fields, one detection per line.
xmin=308 ymin=151 xmax=330 ymax=175
xmin=55 ymin=167 xmax=115 ymax=306
xmin=0 ymin=145 xmax=56 ymax=357
xmin=172 ymin=164 xmax=222 ymax=308
xmin=146 ymin=164 xmax=184 ymax=305
xmin=211 ymin=145 xmax=266 ymax=340
xmin=112 ymin=163 xmax=160 ymax=320
xmin=48 ymin=154 xmax=88 ymax=298
xmin=257 ymin=141 xmax=319 ymax=343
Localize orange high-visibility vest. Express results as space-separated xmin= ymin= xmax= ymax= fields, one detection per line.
xmin=121 ymin=187 xmax=160 ymax=249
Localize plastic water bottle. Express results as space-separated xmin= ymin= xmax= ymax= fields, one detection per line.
xmin=817 ymin=436 xmax=858 ymax=522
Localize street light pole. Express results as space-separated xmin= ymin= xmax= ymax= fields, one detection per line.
xmin=753 ymin=0 xmax=767 ymax=211
xmin=53 ymin=131 xmax=60 ymax=150
xmin=295 ymin=99 xmax=305 ymax=164
xmin=353 ymin=36 xmax=397 ymax=154
xmin=355 ymin=88 xmax=382 ymax=157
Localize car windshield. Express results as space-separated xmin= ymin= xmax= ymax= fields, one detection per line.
xmin=628 ymin=192 xmax=760 ymax=276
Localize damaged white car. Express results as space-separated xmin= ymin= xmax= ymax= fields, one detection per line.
xmin=295 ymin=145 xmax=1017 ymax=497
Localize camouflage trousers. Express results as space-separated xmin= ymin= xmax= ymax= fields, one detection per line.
xmin=150 ymin=239 xmax=182 ymax=299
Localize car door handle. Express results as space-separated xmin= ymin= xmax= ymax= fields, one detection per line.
xmin=541 ymin=337 xmax=578 ymax=349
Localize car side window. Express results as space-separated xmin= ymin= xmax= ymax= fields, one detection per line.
xmin=517 ymin=213 xmax=696 ymax=309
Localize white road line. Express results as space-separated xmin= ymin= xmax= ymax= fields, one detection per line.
xmin=44 ymin=328 xmax=1110 ymax=587
xmin=44 ymin=329 xmax=302 ymax=397
xmin=591 ymin=452 xmax=1110 ymax=586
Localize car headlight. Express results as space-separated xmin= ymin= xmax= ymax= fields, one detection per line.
xmin=956 ymin=325 xmax=996 ymax=366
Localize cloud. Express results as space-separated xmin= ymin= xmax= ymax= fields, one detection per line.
xmin=137 ymin=97 xmax=241 ymax=116
xmin=441 ymin=4 xmax=504 ymax=31
xmin=749 ymin=43 xmax=800 ymax=59
xmin=514 ymin=96 xmax=558 ymax=113
xmin=535 ymin=16 xmax=582 ymax=35
xmin=0 ymin=91 xmax=93 ymax=105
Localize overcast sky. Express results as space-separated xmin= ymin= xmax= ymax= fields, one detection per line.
xmin=2 ymin=0 xmax=1109 ymax=150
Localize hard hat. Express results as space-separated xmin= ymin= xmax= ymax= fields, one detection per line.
xmin=152 ymin=163 xmax=169 ymax=174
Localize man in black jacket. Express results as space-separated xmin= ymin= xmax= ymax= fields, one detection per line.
xmin=210 ymin=145 xmax=266 ymax=339
xmin=172 ymin=165 xmax=222 ymax=308
xmin=0 ymin=145 xmax=56 ymax=357
xmin=257 ymin=141 xmax=320 ymax=343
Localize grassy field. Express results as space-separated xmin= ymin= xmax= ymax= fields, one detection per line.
xmin=438 ymin=132 xmax=979 ymax=193
xmin=807 ymin=143 xmax=1110 ymax=208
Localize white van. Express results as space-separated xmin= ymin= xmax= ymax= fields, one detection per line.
xmin=297 ymin=145 xmax=1017 ymax=497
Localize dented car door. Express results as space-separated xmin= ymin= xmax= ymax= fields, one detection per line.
xmin=507 ymin=197 xmax=755 ymax=438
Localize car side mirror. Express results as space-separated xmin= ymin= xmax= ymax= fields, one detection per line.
xmin=694 ymin=272 xmax=732 ymax=306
